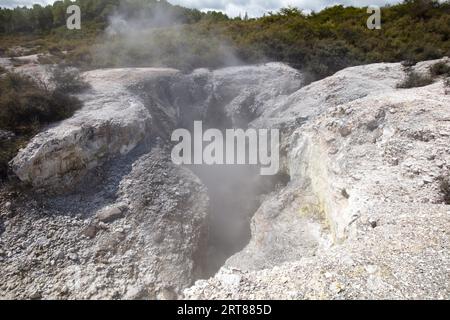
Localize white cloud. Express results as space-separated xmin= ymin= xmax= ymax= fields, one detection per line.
xmin=0 ymin=0 xmax=54 ymax=8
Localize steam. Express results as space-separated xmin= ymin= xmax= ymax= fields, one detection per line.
xmin=93 ymin=2 xmax=242 ymax=71
xmin=93 ymin=2 xmax=277 ymax=277
xmin=105 ymin=3 xmax=182 ymax=36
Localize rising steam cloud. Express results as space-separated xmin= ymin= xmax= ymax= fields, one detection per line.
xmin=92 ymin=2 xmax=242 ymax=71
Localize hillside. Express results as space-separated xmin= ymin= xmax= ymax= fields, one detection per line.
xmin=0 ymin=0 xmax=449 ymax=79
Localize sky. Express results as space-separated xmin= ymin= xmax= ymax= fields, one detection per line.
xmin=169 ymin=0 xmax=403 ymax=17
xmin=0 ymin=0 xmax=404 ymax=17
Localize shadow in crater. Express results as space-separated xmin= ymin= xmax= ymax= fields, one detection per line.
xmin=189 ymin=164 xmax=290 ymax=277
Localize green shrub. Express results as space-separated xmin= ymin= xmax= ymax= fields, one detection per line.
xmin=401 ymin=60 xmax=417 ymax=69
xmin=430 ymin=61 xmax=450 ymax=77
xmin=440 ymin=176 xmax=450 ymax=205
xmin=444 ymin=77 xmax=450 ymax=95
xmin=49 ymin=65 xmax=91 ymax=94
xmin=0 ymin=139 xmax=13 ymax=178
xmin=0 ymin=136 xmax=24 ymax=178
xmin=0 ymin=69 xmax=88 ymax=178
xmin=0 ymin=72 xmax=82 ymax=132
xmin=48 ymin=46 xmax=65 ymax=58
xmin=397 ymin=71 xmax=434 ymax=89
xmin=37 ymin=54 xmax=62 ymax=65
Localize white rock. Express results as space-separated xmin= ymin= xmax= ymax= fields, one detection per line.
xmin=217 ymin=272 xmax=242 ymax=289
xmin=365 ymin=265 xmax=379 ymax=274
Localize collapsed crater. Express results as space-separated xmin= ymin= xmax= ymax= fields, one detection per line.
xmin=125 ymin=64 xmax=306 ymax=277
xmin=186 ymin=142 xmax=292 ymax=277
xmin=3 ymin=59 xmax=449 ymax=300
xmin=133 ymin=69 xmax=296 ymax=277
xmin=5 ymin=63 xmax=315 ymax=297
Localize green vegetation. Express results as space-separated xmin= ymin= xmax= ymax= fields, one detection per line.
xmin=0 ymin=70 xmax=84 ymax=132
xmin=0 ymin=136 xmax=23 ymax=179
xmin=0 ymin=0 xmax=449 ymax=79
xmin=397 ymin=71 xmax=434 ymax=88
xmin=0 ymin=67 xmax=89 ymax=178
xmin=430 ymin=61 xmax=450 ymax=76
xmin=444 ymin=77 xmax=450 ymax=95
xmin=397 ymin=61 xmax=450 ymax=88
xmin=0 ymin=0 xmax=203 ymax=36
xmin=439 ymin=176 xmax=450 ymax=204
xmin=49 ymin=65 xmax=91 ymax=94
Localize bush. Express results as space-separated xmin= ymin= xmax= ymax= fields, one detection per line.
xmin=444 ymin=77 xmax=450 ymax=95
xmin=0 ymin=72 xmax=83 ymax=132
xmin=440 ymin=176 xmax=450 ymax=205
xmin=37 ymin=54 xmax=63 ymax=65
xmin=0 ymin=140 xmax=13 ymax=178
xmin=0 ymin=69 xmax=88 ymax=178
xmin=401 ymin=60 xmax=417 ymax=69
xmin=0 ymin=137 xmax=23 ymax=178
xmin=49 ymin=65 xmax=91 ymax=94
xmin=430 ymin=61 xmax=450 ymax=77
xmin=397 ymin=71 xmax=434 ymax=89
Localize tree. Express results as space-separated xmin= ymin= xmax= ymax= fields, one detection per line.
xmin=279 ymin=6 xmax=303 ymax=17
xmin=51 ymin=1 xmax=66 ymax=27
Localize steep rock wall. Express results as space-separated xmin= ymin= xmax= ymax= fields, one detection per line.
xmin=186 ymin=58 xmax=450 ymax=299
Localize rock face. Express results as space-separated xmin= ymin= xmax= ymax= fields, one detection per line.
xmin=2 ymin=58 xmax=450 ymax=299
xmin=10 ymin=68 xmax=176 ymax=190
xmin=185 ymin=58 xmax=450 ymax=299
xmin=96 ymin=205 xmax=124 ymax=223
xmin=251 ymin=61 xmax=405 ymax=129
xmin=1 ymin=62 xmax=304 ymax=299
xmin=0 ymin=148 xmax=209 ymax=299
xmin=10 ymin=63 xmax=302 ymax=191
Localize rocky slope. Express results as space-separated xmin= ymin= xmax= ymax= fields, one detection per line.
xmin=0 ymin=58 xmax=449 ymax=299
xmin=10 ymin=63 xmax=302 ymax=191
xmin=186 ymin=59 xmax=450 ymax=299
xmin=0 ymin=62 xmax=302 ymax=299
